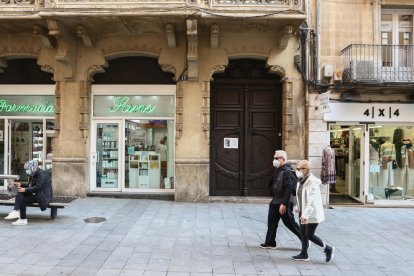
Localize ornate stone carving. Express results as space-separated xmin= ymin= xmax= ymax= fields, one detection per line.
xmin=211 ymin=23 xmax=219 ymax=49
xmin=175 ymin=82 xmax=184 ymax=141
xmin=210 ymin=64 xmax=225 ymax=80
xmin=33 ymin=24 xmax=54 ymax=48
xmin=46 ymin=19 xmax=75 ymax=79
xmin=79 ymin=81 xmax=90 ymax=138
xmin=15 ymin=0 xmax=35 ymax=3
xmin=54 ymin=81 xmax=61 ymax=138
xmin=40 ymin=65 xmax=54 ymax=79
xmin=1 ymin=0 xmax=35 ymax=3
xmin=268 ymin=64 xmax=286 ymax=78
xmin=282 ymin=81 xmax=294 ymax=144
xmin=165 ymin=24 xmax=176 ymax=48
xmin=161 ymin=64 xmax=176 ymax=80
xmin=202 ymin=81 xmax=210 ymax=141
xmin=87 ymin=64 xmax=105 ymax=82
xmin=76 ymin=25 xmax=93 ymax=47
xmin=186 ymin=19 xmax=198 ymax=80
xmin=277 ymin=24 xmax=294 ymax=50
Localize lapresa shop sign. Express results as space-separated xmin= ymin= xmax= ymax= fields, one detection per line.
xmin=93 ymin=95 xmax=175 ymax=117
xmin=0 ymin=96 xmax=54 ymax=116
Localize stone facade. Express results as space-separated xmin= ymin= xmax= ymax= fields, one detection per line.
xmin=0 ymin=0 xmax=309 ymax=201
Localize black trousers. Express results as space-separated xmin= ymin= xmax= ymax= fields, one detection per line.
xmin=265 ymin=201 xmax=301 ymax=246
xmin=14 ymin=192 xmax=37 ymax=219
xmin=299 ymin=217 xmax=324 ymax=255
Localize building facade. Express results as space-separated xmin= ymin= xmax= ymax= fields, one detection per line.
xmin=308 ymin=0 xmax=414 ymax=204
xmin=0 ymin=0 xmax=309 ymax=201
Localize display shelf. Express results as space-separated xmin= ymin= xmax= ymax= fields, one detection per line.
xmin=32 ymin=126 xmax=44 ymax=164
xmin=98 ymin=124 xmax=119 ymax=188
xmin=128 ymin=151 xmax=160 ymax=189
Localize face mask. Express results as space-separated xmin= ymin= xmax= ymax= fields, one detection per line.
xmin=273 ymin=159 xmax=280 ymax=168
xmin=25 ymin=169 xmax=32 ymax=176
xmin=296 ymin=170 xmax=304 ymax=179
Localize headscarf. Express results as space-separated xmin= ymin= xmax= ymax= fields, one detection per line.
xmin=24 ymin=160 xmax=39 ymax=176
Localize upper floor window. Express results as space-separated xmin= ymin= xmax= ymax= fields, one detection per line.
xmin=381 ymin=9 xmax=413 ymax=67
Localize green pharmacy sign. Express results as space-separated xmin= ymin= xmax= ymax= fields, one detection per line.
xmin=109 ymin=96 xmax=157 ymax=114
xmin=94 ymin=95 xmax=175 ymax=118
xmin=0 ymin=96 xmax=55 ymax=116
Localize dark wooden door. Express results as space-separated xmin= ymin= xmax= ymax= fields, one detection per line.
xmin=210 ymin=61 xmax=282 ymax=196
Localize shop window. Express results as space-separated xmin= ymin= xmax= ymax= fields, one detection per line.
xmin=368 ymin=125 xmax=414 ymax=199
xmin=124 ymin=119 xmax=174 ymax=189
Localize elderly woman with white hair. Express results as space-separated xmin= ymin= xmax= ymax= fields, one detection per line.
xmin=4 ymin=160 xmax=53 ymax=226
xmin=292 ymin=159 xmax=335 ymax=263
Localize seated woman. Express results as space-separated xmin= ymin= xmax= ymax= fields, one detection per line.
xmin=4 ymin=160 xmax=53 ymax=226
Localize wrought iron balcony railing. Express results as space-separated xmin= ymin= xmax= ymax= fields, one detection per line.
xmin=342 ymin=44 xmax=414 ymax=83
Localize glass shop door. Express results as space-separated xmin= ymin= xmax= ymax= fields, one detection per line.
xmin=348 ymin=125 xmax=365 ymax=202
xmin=91 ymin=120 xmax=122 ymax=191
xmin=329 ymin=124 xmax=365 ymax=204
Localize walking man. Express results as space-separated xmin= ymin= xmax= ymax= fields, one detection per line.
xmin=260 ymin=150 xmax=301 ymax=249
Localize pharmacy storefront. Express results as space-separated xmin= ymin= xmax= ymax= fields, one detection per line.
xmin=0 ymin=85 xmax=55 ymax=188
xmin=324 ymin=103 xmax=414 ymax=203
xmin=90 ymin=85 xmax=175 ymax=193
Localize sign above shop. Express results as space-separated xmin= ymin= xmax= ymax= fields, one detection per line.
xmin=0 ymin=96 xmax=54 ymax=116
xmin=324 ymin=103 xmax=412 ymax=122
xmin=315 ymin=91 xmax=330 ymax=114
xmin=93 ymin=95 xmax=175 ymax=118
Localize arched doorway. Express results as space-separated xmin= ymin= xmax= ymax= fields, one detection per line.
xmin=0 ymin=58 xmax=55 ymax=184
xmin=210 ymin=59 xmax=283 ymax=196
xmin=91 ymin=56 xmax=176 ymax=194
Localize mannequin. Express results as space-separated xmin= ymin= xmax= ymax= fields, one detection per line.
xmin=380 ymin=138 xmax=395 ymax=187
xmin=401 ymin=138 xmax=414 ymax=191
xmin=321 ymin=145 xmax=337 ymax=193
xmin=369 ymin=142 xmax=380 ymax=187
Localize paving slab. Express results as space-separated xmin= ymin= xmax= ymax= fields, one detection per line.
xmin=0 ymin=198 xmax=413 ymax=275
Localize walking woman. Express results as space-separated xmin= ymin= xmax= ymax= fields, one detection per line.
xmin=292 ymin=159 xmax=335 ymax=262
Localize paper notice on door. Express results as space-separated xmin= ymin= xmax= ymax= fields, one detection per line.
xmin=224 ymin=138 xmax=238 ymax=149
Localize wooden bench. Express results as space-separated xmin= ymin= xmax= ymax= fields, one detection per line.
xmin=0 ymin=194 xmax=77 ymax=219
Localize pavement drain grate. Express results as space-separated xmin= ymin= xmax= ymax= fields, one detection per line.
xmin=83 ymin=217 xmax=107 ymax=223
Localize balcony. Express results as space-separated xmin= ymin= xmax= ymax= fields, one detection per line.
xmin=342 ymin=44 xmax=414 ymax=84
xmin=0 ymin=0 xmax=305 ymax=16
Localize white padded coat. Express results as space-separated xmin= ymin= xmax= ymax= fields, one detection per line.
xmin=296 ymin=173 xmax=325 ymax=224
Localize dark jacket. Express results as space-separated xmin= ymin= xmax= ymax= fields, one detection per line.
xmin=22 ymin=169 xmax=53 ymax=211
xmin=268 ymin=163 xmax=297 ymax=206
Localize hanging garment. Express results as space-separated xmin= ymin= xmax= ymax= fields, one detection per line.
xmin=321 ymin=146 xmax=336 ymax=185
xmin=393 ymin=128 xmax=404 ymax=168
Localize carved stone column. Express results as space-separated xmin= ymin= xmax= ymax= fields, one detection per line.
xmin=186 ymin=19 xmax=198 ymax=80
xmin=268 ymin=65 xmax=293 ymax=146
xmin=176 ymin=81 xmax=184 ymax=141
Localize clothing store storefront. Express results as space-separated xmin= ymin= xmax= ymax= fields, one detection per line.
xmin=90 ymin=85 xmax=175 ymax=193
xmin=0 ymin=85 xmax=55 ymax=187
xmin=324 ymin=103 xmax=414 ymax=203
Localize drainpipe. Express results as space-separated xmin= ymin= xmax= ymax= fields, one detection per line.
xmin=304 ymin=0 xmax=310 ymax=160
xmin=317 ymin=0 xmax=321 ymax=82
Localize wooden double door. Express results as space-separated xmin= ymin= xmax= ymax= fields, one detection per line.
xmin=210 ymin=75 xmax=282 ymax=196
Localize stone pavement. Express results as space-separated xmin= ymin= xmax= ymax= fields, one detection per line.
xmin=0 ymin=197 xmax=413 ymax=276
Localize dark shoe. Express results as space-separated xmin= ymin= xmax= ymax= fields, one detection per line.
xmin=259 ymin=243 xmax=276 ymax=249
xmin=292 ymin=253 xmax=309 ymax=261
xmin=324 ymin=246 xmax=335 ymax=262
